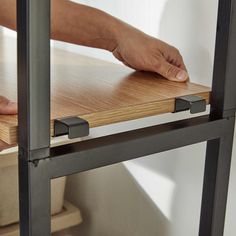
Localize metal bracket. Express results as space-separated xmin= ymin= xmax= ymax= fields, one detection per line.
xmin=173 ymin=95 xmax=206 ymax=114
xmin=54 ymin=117 xmax=89 ymax=139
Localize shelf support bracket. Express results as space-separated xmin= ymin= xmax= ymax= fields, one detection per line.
xmin=54 ymin=117 xmax=89 ymax=139
xmin=173 ymin=95 xmax=206 ymax=114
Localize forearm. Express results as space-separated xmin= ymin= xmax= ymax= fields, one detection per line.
xmin=0 ymin=0 xmax=129 ymax=51
xmin=0 ymin=0 xmax=189 ymax=84
xmin=52 ymin=0 xmax=129 ymax=51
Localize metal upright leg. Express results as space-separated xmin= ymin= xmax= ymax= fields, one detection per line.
xmin=199 ymin=0 xmax=236 ymax=235
xmin=19 ymin=159 xmax=51 ymax=235
xmin=199 ymin=118 xmax=235 ymax=236
xmin=17 ymin=0 xmax=51 ymax=235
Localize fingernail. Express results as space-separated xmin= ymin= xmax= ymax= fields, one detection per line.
xmin=176 ymin=70 xmax=189 ymax=81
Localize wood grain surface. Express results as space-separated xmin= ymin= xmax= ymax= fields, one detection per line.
xmin=0 ymin=34 xmax=211 ymax=144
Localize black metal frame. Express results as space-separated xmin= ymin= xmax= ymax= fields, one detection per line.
xmin=15 ymin=0 xmax=236 ymax=235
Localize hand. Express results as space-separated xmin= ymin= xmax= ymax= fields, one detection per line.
xmin=0 ymin=96 xmax=17 ymax=152
xmin=0 ymin=96 xmax=17 ymax=115
xmin=112 ymin=26 xmax=189 ymax=82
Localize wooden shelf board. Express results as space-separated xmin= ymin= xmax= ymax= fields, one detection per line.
xmin=0 ymin=34 xmax=211 ymax=144
xmin=0 ymin=201 xmax=82 ymax=235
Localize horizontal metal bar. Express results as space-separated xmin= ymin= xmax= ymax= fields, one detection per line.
xmin=43 ymin=115 xmax=228 ymax=179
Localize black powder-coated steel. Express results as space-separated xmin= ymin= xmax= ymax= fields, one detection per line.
xmin=54 ymin=117 xmax=90 ymax=139
xmin=17 ymin=0 xmax=51 ymax=235
xmin=174 ymin=95 xmax=207 ymax=114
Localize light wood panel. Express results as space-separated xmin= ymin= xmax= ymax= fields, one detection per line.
xmin=0 ymin=201 xmax=82 ymax=235
xmin=0 ymin=34 xmax=211 ymax=144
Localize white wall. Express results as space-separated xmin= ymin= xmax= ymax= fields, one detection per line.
xmin=54 ymin=1 xmax=236 ymax=236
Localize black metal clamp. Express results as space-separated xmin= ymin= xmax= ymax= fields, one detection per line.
xmin=54 ymin=117 xmax=89 ymax=139
xmin=173 ymin=95 xmax=207 ymax=114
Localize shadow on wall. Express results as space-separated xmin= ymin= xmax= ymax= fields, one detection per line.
xmin=158 ymin=0 xmax=217 ymax=86
xmin=63 ymin=164 xmax=171 ymax=236
xmin=122 ymin=1 xmax=217 ymax=235
xmin=57 ymin=1 xmax=219 ymax=236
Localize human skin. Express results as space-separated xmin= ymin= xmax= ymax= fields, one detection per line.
xmin=0 ymin=96 xmax=17 ymax=150
xmin=0 ymin=0 xmax=189 ymax=150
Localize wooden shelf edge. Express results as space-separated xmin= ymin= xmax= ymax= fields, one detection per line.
xmin=0 ymin=91 xmax=211 ymax=145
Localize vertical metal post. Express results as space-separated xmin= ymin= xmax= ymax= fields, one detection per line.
xmin=19 ymin=160 xmax=51 ymax=236
xmin=17 ymin=0 xmax=51 ymax=235
xmin=199 ymin=119 xmax=235 ymax=236
xmin=199 ymin=0 xmax=236 ymax=235
xmin=209 ymin=0 xmax=236 ymax=119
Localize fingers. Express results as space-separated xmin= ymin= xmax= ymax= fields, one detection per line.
xmin=160 ymin=45 xmax=189 ymax=82
xmin=0 ymin=97 xmax=17 ymax=151
xmin=170 ymin=48 xmax=187 ymax=71
xmin=156 ymin=60 xmax=189 ymax=82
xmin=0 ymin=96 xmax=17 ymax=115
xmin=0 ymin=96 xmax=17 ymax=152
xmin=0 ymin=101 xmax=17 ymax=114
xmin=113 ymin=36 xmax=189 ymax=82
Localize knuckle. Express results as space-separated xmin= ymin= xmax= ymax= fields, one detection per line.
xmin=171 ymin=46 xmax=182 ymax=58
xmin=154 ymin=60 xmax=162 ymax=70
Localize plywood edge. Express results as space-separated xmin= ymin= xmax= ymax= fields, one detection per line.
xmin=0 ymin=91 xmax=211 ymax=145
xmin=51 ymin=201 xmax=82 ymax=233
xmin=0 ymin=122 xmax=13 ymax=145
xmin=81 ymin=91 xmax=210 ymax=128
xmin=0 ymin=201 xmax=82 ymax=236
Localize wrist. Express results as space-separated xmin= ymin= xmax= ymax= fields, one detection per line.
xmin=108 ymin=18 xmax=147 ymax=52
xmin=104 ymin=17 xmax=133 ymax=52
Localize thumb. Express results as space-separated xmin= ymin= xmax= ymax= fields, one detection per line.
xmin=157 ymin=61 xmax=189 ymax=82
